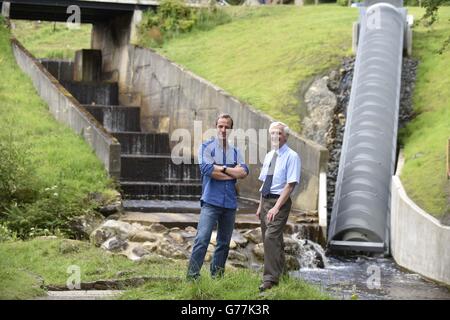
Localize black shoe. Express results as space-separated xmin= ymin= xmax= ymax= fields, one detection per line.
xmin=259 ymin=281 xmax=276 ymax=292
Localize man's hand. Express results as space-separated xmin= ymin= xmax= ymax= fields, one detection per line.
xmin=256 ymin=206 xmax=262 ymax=218
xmin=266 ymin=206 xmax=280 ymax=223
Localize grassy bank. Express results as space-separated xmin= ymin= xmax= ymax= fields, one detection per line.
xmin=0 ymin=238 xmax=330 ymax=300
xmin=140 ymin=4 xmax=357 ymax=132
xmin=399 ymin=7 xmax=450 ymax=218
xmin=10 ymin=20 xmax=91 ymax=59
xmin=0 ymin=21 xmax=114 ymax=237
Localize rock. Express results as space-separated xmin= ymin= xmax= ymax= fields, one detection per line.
xmin=132 ymin=245 xmax=151 ymax=258
xmin=142 ymin=241 xmax=158 ymax=252
xmin=252 ymin=243 xmax=265 ymax=260
xmin=171 ymin=250 xmax=188 ymax=260
xmin=211 ymin=232 xmax=238 ymax=249
xmin=90 ymin=220 xmax=139 ymax=246
xmin=302 ymin=76 xmax=337 ymax=147
xmin=231 ymin=230 xmax=248 ymax=247
xmin=184 ymin=226 xmax=196 ymax=233
xmin=89 ymin=190 xmax=123 ymax=217
xmin=285 ymin=255 xmax=300 ymax=271
xmin=169 ymin=231 xmax=185 ymax=244
xmin=228 ymin=261 xmax=247 ymax=269
xmin=146 ymin=223 xmax=168 ymax=233
xmin=106 ymin=213 xmax=122 ymax=221
xmin=243 ymin=228 xmax=262 ymax=244
xmin=101 ymin=236 xmax=128 ymax=252
xmin=283 ymin=237 xmax=300 ymax=255
xmin=228 ymin=250 xmax=248 ymax=262
xmin=98 ymin=203 xmax=122 ymax=217
xmin=180 ymin=231 xmax=196 ymax=240
xmin=207 ymin=244 xmax=215 ymax=253
xmin=70 ymin=211 xmax=104 ymax=240
xmin=131 ymin=231 xmax=159 ymax=243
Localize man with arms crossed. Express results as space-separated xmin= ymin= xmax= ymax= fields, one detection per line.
xmin=187 ymin=113 xmax=249 ymax=280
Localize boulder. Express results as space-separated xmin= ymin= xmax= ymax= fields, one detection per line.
xmin=101 ymin=236 xmax=128 ymax=252
xmin=90 ymin=220 xmax=139 ymax=246
xmin=252 ymin=243 xmax=265 ymax=260
xmin=131 ymin=231 xmax=159 ymax=243
xmin=283 ymin=237 xmax=300 ymax=255
xmin=243 ymin=228 xmax=262 ymax=244
xmin=169 ymin=231 xmax=185 ymax=244
xmin=232 ymin=231 xmax=248 ymax=247
xmin=145 ymin=223 xmax=168 ymax=233
xmin=228 ymin=250 xmax=248 ymax=262
xmin=70 ymin=211 xmax=104 ymax=240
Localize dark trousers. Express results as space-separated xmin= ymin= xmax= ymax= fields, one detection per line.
xmin=259 ymin=196 xmax=292 ymax=284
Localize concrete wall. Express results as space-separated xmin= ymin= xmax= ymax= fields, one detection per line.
xmin=11 ymin=38 xmax=121 ymax=179
xmin=92 ymin=18 xmax=328 ymax=212
xmin=390 ymin=154 xmax=450 ymax=285
xmin=39 ymin=59 xmax=74 ymax=82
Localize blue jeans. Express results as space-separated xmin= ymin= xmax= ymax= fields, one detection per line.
xmin=187 ymin=202 xmax=236 ymax=279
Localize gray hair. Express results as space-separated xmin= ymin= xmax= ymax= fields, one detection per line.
xmin=269 ymin=121 xmax=290 ymax=136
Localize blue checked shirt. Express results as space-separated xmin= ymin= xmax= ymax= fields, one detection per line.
xmin=198 ymin=138 xmax=249 ymax=209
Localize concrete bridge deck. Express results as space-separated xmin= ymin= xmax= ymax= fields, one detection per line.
xmin=2 ymin=0 xmax=159 ymax=23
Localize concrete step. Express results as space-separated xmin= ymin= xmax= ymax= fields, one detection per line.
xmin=120 ymin=155 xmax=201 ymax=182
xmin=112 ymin=131 xmax=170 ymax=155
xmin=120 ymin=181 xmax=202 ymax=200
xmin=122 ymin=199 xmax=259 ymax=214
xmin=34 ymin=290 xmax=123 ymax=300
xmin=61 ymin=81 xmax=118 ymax=105
xmin=120 ymin=212 xmax=300 ymax=233
xmin=82 ymin=105 xmax=141 ymax=132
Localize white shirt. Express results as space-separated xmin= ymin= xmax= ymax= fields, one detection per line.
xmin=258 ymin=143 xmax=301 ymax=195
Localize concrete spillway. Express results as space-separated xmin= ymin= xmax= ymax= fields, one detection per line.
xmin=328 ymin=0 xmax=410 ymax=254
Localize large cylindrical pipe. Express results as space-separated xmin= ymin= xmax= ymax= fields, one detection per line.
xmin=328 ymin=1 xmax=406 ymax=251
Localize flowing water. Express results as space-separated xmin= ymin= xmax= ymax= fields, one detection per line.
xmin=290 ymin=237 xmax=450 ymax=300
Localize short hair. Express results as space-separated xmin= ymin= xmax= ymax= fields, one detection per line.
xmin=215 ymin=113 xmax=234 ymax=129
xmin=269 ymin=121 xmax=290 ymax=136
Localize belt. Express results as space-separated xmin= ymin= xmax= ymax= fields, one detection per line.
xmin=262 ymin=193 xmax=280 ymax=199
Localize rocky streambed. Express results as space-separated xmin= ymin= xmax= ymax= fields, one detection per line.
xmin=90 ymin=219 xmax=327 ymax=272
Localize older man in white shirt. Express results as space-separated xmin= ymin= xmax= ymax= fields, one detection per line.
xmin=256 ymin=121 xmax=301 ymax=292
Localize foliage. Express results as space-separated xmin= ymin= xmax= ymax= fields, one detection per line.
xmin=139 ymin=0 xmax=231 ymax=47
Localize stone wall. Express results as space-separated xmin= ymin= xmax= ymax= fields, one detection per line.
xmin=11 ymin=38 xmax=121 ymax=179
xmin=91 ymin=18 xmax=328 ymax=212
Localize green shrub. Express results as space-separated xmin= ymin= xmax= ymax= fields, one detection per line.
xmin=336 ymin=0 xmax=350 ymax=6
xmin=0 ymin=133 xmax=40 ymax=213
xmin=0 ymin=223 xmax=17 ymax=242
xmin=3 ymin=183 xmax=95 ymax=239
xmin=138 ymin=0 xmax=231 ymax=47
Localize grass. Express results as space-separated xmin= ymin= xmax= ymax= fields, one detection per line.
xmin=398 ymin=7 xmax=450 ymax=218
xmin=10 ymin=20 xmax=91 ymax=59
xmin=141 ymin=4 xmax=357 ymax=133
xmin=0 ymin=238 xmax=330 ymax=300
xmin=0 ymin=21 xmax=112 ymax=198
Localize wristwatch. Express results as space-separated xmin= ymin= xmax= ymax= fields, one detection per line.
xmin=222 ymin=165 xmax=228 ymax=173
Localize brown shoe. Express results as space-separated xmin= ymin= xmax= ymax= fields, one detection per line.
xmin=259 ymin=281 xmax=276 ymax=292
